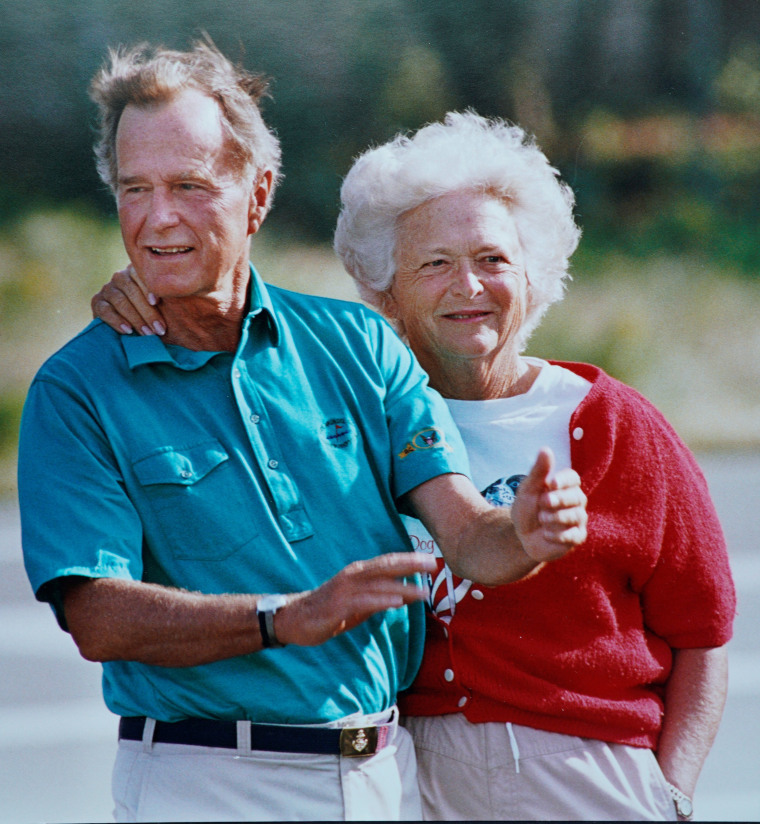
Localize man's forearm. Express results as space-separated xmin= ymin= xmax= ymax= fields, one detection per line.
xmin=61 ymin=552 xmax=437 ymax=667
xmin=657 ymin=646 xmax=729 ymax=800
xmin=442 ymin=502 xmax=540 ymax=584
xmin=406 ymin=473 xmax=536 ymax=584
xmin=406 ymin=458 xmax=586 ymax=586
xmin=63 ymin=577 xmax=265 ymax=667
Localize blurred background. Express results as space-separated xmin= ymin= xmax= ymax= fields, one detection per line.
xmin=0 ymin=1 xmax=758 ymax=821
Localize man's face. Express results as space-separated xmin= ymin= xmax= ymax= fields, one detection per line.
xmin=115 ymin=88 xmax=268 ymax=300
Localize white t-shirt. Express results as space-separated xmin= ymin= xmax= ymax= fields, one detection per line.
xmin=401 ymin=357 xmax=591 ymax=620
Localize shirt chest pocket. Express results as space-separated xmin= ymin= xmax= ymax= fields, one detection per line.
xmin=133 ymin=440 xmax=259 ymax=561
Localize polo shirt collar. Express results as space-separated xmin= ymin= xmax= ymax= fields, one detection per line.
xmin=122 ymin=263 xmax=280 ymax=371
xmin=246 ymin=262 xmax=281 ymax=347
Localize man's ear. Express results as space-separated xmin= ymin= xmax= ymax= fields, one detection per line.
xmin=248 ymin=169 xmax=273 ymax=235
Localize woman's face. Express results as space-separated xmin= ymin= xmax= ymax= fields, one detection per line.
xmin=389 ymin=190 xmax=528 ymax=378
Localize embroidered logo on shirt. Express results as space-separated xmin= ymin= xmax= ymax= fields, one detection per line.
xmin=398 ymin=427 xmax=452 ymax=458
xmin=321 ymin=417 xmax=354 ymax=449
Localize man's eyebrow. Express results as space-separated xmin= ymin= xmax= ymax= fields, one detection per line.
xmin=117 ymin=175 xmax=145 ymax=186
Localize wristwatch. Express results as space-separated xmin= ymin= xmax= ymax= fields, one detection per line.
xmin=256 ymin=594 xmax=289 ymax=649
xmin=666 ymin=782 xmax=694 ymax=821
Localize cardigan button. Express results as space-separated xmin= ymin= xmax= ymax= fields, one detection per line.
xmin=572 ymin=427 xmax=584 ymax=440
xmin=471 ymin=589 xmax=484 ymax=600
xmin=457 ymin=696 xmax=468 ymax=708
xmin=444 ymin=668 xmax=455 ymax=682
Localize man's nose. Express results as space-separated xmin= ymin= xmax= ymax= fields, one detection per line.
xmin=146 ymin=190 xmax=180 ymax=229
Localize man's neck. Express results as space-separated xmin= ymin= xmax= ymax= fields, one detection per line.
xmin=159 ymin=283 xmax=250 ymax=352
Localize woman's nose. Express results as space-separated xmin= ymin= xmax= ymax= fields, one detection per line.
xmin=450 ymin=259 xmax=484 ymax=297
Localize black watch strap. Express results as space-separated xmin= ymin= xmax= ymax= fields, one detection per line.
xmin=257 ymin=594 xmax=288 ymax=649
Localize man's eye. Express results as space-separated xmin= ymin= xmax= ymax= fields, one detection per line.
xmin=428 ymin=259 xmax=446 ymax=268
xmin=179 ymin=183 xmax=199 ymax=190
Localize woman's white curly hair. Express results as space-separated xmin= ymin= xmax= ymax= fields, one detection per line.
xmin=334 ymin=111 xmax=581 ymax=348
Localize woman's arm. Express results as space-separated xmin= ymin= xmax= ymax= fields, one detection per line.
xmin=657 ymin=646 xmax=729 ymax=812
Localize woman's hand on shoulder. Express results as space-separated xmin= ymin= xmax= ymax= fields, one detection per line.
xmin=91 ymin=264 xmax=166 ymax=336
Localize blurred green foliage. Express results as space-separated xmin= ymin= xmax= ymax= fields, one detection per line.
xmin=1 ymin=0 xmax=760 ymax=255
xmin=2 ymin=1 xmax=760 ymax=496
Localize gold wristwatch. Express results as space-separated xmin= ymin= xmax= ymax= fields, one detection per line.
xmin=666 ymin=782 xmax=693 ymax=821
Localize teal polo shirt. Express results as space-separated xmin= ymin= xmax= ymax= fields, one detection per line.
xmin=18 ymin=265 xmax=469 ymax=725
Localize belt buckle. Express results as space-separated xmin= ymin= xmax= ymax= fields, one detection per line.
xmin=339 ymin=725 xmax=378 ymax=757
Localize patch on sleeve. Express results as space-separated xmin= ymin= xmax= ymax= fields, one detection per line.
xmin=398 ymin=427 xmax=453 ymax=458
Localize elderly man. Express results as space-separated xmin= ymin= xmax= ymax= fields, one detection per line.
xmin=18 ymin=42 xmax=587 ymax=823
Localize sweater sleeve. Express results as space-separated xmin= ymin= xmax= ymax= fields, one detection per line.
xmin=637 ymin=406 xmax=736 ymax=648
xmin=568 ymin=362 xmax=736 ymax=650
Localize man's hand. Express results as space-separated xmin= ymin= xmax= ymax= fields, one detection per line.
xmin=91 ymin=264 xmax=167 ymax=336
xmin=511 ymin=447 xmax=587 ymax=564
xmin=274 ymin=552 xmax=436 ymax=647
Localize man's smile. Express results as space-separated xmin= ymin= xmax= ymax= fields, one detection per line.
xmin=148 ymin=246 xmax=194 ymax=255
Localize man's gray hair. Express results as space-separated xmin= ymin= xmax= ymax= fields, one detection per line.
xmin=90 ymin=38 xmax=282 ymax=199
xmin=334 ymin=111 xmax=581 ymax=348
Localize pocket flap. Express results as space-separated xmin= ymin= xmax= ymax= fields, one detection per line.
xmin=133 ymin=441 xmax=229 ymax=486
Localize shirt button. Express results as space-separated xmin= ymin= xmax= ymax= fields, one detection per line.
xmin=180 ymin=470 xmax=192 ymax=479
xmin=250 ymin=414 xmax=260 ymax=424
xmin=572 ymin=427 xmax=584 ymax=440
xmin=444 ymin=668 xmax=455 ymax=682
xmin=268 ymin=459 xmax=279 ymax=469
xmin=457 ymin=696 xmax=468 ymax=708
xmin=471 ymin=589 xmax=484 ymax=600
xmin=233 ymin=368 xmax=241 ymax=380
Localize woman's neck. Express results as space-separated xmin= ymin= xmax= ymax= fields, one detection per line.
xmin=427 ymin=354 xmax=540 ymax=401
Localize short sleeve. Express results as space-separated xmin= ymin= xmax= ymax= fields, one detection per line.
xmin=640 ymin=432 xmax=736 ymax=648
xmin=369 ymin=317 xmax=471 ymax=507
xmin=18 ymin=376 xmax=143 ymax=624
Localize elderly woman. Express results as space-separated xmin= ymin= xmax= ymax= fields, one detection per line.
xmin=94 ymin=113 xmax=734 ymax=821
xmin=331 ymin=113 xmax=735 ymax=821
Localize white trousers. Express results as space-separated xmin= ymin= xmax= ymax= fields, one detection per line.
xmin=403 ymin=713 xmax=677 ymax=821
xmin=112 ymin=709 xmax=422 ymax=822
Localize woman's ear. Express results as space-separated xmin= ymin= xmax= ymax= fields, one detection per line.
xmin=378 ymin=288 xmax=407 ymax=340
xmin=380 ymin=288 xmax=399 ymax=320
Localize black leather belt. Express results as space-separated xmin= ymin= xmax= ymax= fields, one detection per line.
xmin=119 ymin=716 xmax=391 ymax=757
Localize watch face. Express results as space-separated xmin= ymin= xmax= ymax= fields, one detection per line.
xmin=679 ymin=798 xmax=693 ymax=817
xmin=257 ymin=594 xmax=288 ymax=613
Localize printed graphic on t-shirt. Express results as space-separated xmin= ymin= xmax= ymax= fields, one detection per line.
xmin=424 ymin=474 xmax=526 ymax=621
xmin=482 ymin=475 xmax=524 ymax=507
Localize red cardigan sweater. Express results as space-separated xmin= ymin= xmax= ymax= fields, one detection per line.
xmin=400 ymin=362 xmax=736 ymax=748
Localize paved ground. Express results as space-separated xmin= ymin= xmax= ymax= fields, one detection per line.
xmin=1 ymin=451 xmax=758 ymax=822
